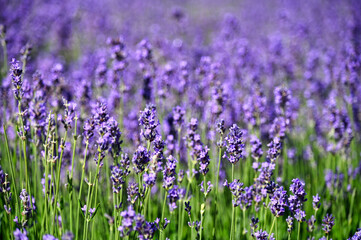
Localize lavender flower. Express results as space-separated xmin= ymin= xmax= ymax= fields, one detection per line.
xmin=143 ymin=172 xmax=156 ymax=187
xmin=13 ymin=228 xmax=28 ymax=240
xmin=250 ymin=135 xmax=263 ymax=160
xmin=20 ymin=189 xmax=32 ymax=219
xmin=348 ymin=229 xmax=361 ymax=240
xmin=286 ymin=216 xmax=294 ymax=233
xmin=216 ymin=119 xmax=226 ymax=136
xmin=139 ymin=104 xmax=160 ymax=142
xmin=132 ymin=146 xmax=150 ymax=174
xmin=322 ymin=214 xmax=335 ymax=234
xmin=200 ymin=181 xmax=213 ymax=197
xmin=266 ymin=137 xmax=282 ymax=163
xmin=81 ymin=205 xmax=95 ymax=218
xmin=294 ymin=209 xmax=306 ymax=222
xmin=10 ymin=58 xmax=23 ymax=100
xmin=224 ymin=124 xmax=245 ymax=164
xmin=163 ymin=155 xmax=177 ymax=189
xmin=224 ymin=179 xmax=244 ymax=207
xmin=250 ymin=217 xmax=259 ymax=237
xmin=127 ymin=182 xmax=139 ymax=205
xmin=172 ymin=106 xmax=185 ymax=130
xmin=288 ymin=178 xmax=307 ymax=212
xmin=110 ymin=164 xmax=129 ymax=193
xmin=253 ymin=229 xmax=275 ymax=240
xmin=308 ymin=215 xmax=316 ymax=232
xmin=185 ymin=201 xmax=191 ymax=217
xmin=269 ymin=186 xmax=287 ymax=217
xmin=168 ymin=186 xmax=182 ymax=212
xmin=43 ymin=234 xmax=58 ymax=240
xmin=313 ymin=194 xmax=321 ymax=211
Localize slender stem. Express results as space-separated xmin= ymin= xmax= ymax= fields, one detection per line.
xmin=242 ymin=209 xmax=246 ymax=235
xmin=83 ymin=173 xmax=92 ymax=240
xmin=52 ymin=131 xmax=68 ymax=229
xmin=160 ymin=191 xmax=167 ymax=240
xmin=3 ymin=125 xmax=19 ymax=214
xmin=180 ymin=181 xmax=190 ymax=239
xmin=70 ymin=118 xmax=78 ymax=234
xmin=269 ymin=217 xmax=276 ymax=239
xmin=213 ymin=139 xmax=223 ymax=239
xmin=113 ymin=192 xmax=118 ymax=240
xmin=230 ymin=164 xmax=235 ymax=240
xmin=76 ymin=142 xmax=89 ymax=240
xmin=297 ymin=221 xmax=300 ymax=240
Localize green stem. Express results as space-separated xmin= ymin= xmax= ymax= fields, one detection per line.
xmin=69 ymin=118 xmax=78 ymax=234
xmin=269 ymin=217 xmax=276 ymax=239
xmin=160 ymin=191 xmax=167 ymax=240
xmin=83 ymin=173 xmax=92 ymax=240
xmin=76 ymin=142 xmax=89 ymax=240
xmin=297 ymin=221 xmax=300 ymax=240
xmin=3 ymin=125 xmax=19 ymax=215
xmin=52 ymin=131 xmax=68 ymax=229
xmin=230 ymin=164 xmax=235 ymax=240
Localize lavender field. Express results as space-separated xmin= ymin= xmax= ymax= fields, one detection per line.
xmin=1 ymin=0 xmax=361 ymax=239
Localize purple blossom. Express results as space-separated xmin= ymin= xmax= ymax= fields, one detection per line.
xmin=313 ymin=194 xmax=321 ymax=211
xmin=43 ymin=234 xmax=58 ymax=240
xmin=13 ymin=228 xmax=28 ymax=240
xmin=322 ymin=213 xmax=335 ymax=234
xmin=224 ymin=124 xmax=245 ymax=164
xmin=269 ymin=186 xmax=287 ymax=217
xmin=132 ymin=146 xmax=150 ymax=174
xmin=139 ymin=104 xmax=160 ymax=142
xmin=294 ymin=209 xmax=306 ymax=222
xmin=253 ymin=229 xmax=275 ymax=240
xmin=10 ymin=58 xmax=23 ymax=100
xmin=163 ymin=155 xmax=177 ymax=189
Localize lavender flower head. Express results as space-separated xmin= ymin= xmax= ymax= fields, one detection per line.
xmin=132 ymin=146 xmax=150 ymax=174
xmin=269 ymin=186 xmax=288 ymax=217
xmin=43 ymin=234 xmax=58 ymax=240
xmin=10 ymin=58 xmax=23 ymax=101
xmin=253 ymin=229 xmax=275 ymax=240
xmin=322 ymin=213 xmax=335 ymax=234
xmin=294 ymin=209 xmax=306 ymax=222
xmin=313 ymin=194 xmax=321 ymax=211
xmin=13 ymin=228 xmax=28 ymax=240
xmin=288 ymin=178 xmax=307 ymax=212
xmin=250 ymin=135 xmax=263 ymax=160
xmin=139 ymin=104 xmax=160 ymax=142
xmin=224 ymin=124 xmax=245 ymax=164
xmin=224 ymin=179 xmax=244 ymax=207
xmin=172 ymin=106 xmax=185 ymax=130
xmin=110 ymin=164 xmax=129 ymax=193
xmin=266 ymin=137 xmax=282 ymax=163
xmin=286 ymin=216 xmax=293 ymax=233
xmin=163 ymin=155 xmax=177 ymax=189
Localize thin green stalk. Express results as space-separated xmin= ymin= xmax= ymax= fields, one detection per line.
xmin=76 ymin=141 xmax=89 ymax=240
xmin=52 ymin=130 xmax=68 ymax=229
xmin=160 ymin=191 xmax=167 ymax=240
xmin=230 ymin=164 xmax=235 ymax=240
xmin=69 ymin=117 xmax=78 ymax=234
xmin=84 ymin=152 xmax=102 ymax=239
xmin=213 ymin=137 xmax=223 ymax=238
xmin=297 ymin=221 xmax=300 ymax=240
xmin=83 ymin=173 xmax=92 ymax=240
xmin=242 ymin=209 xmax=246 ymax=235
xmin=3 ymin=125 xmax=19 ymax=215
xmin=180 ymin=181 xmax=190 ymax=239
xmin=17 ymin=102 xmax=33 ymax=211
xmin=113 ymin=192 xmax=118 ymax=240
xmin=269 ymin=216 xmax=276 ymax=239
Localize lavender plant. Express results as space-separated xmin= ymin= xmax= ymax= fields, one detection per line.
xmin=1 ymin=1 xmax=361 ymax=240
